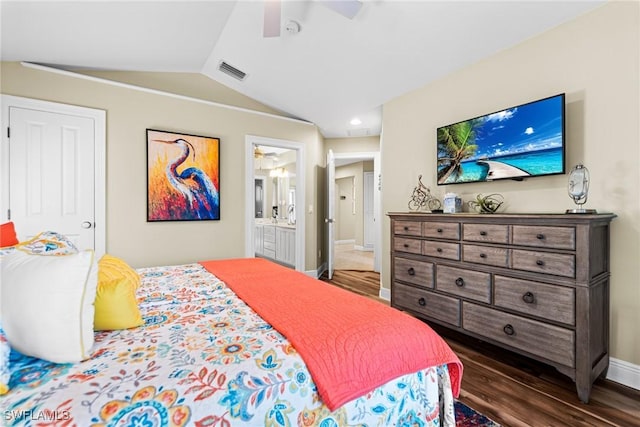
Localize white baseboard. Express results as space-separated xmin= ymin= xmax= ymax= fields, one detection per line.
xmin=307 ymin=262 xmax=326 ymax=279
xmin=607 ymin=357 xmax=640 ymax=390
xmin=379 ymin=286 xmax=390 ymax=301
xmin=354 ymin=245 xmax=373 ymax=252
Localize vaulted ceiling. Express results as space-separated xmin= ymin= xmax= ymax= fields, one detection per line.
xmin=1 ymin=1 xmax=605 ymax=138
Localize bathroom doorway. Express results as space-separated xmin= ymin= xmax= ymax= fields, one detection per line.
xmin=244 ymin=135 xmax=306 ymax=272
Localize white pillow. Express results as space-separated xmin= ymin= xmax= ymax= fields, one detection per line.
xmin=0 ymin=249 xmax=97 ymax=363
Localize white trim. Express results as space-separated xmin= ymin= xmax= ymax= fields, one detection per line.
xmin=379 ymin=286 xmax=390 ymax=301
xmin=0 ymin=95 xmax=106 ymax=258
xmin=310 ymin=262 xmax=327 ymax=279
xmin=20 ymin=62 xmax=314 ymax=128
xmin=305 ymin=269 xmax=319 ymax=279
xmin=607 ymin=357 xmax=640 ymax=390
xmin=245 ymin=135 xmax=306 ymax=272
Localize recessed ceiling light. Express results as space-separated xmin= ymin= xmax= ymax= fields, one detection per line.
xmin=350 ymin=118 xmax=362 ymax=126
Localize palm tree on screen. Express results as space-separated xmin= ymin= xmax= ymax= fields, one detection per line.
xmin=437 ymin=119 xmax=481 ymax=184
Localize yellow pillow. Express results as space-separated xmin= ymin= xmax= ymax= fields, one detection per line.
xmin=98 ymin=254 xmax=140 ymax=290
xmin=94 ymin=255 xmax=143 ymax=331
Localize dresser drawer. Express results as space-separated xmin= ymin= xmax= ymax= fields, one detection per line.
xmin=393 ymin=283 xmax=460 ymax=326
xmin=422 ymin=222 xmax=460 ymax=240
xmin=512 ymin=249 xmax=575 ymax=277
xmin=463 ymin=303 xmax=575 ymax=367
xmin=463 ymin=244 xmax=509 ymax=268
xmin=394 ymin=220 xmax=422 ymax=236
xmin=436 ymin=265 xmax=491 ymax=303
xmin=394 ymin=237 xmax=422 ymax=255
xmin=463 ymin=223 xmax=509 ymax=243
xmin=494 ymin=276 xmax=575 ymax=325
xmin=512 ymin=225 xmax=576 ymax=250
xmin=394 ymin=257 xmax=434 ymax=289
xmin=422 ymin=241 xmax=460 ymax=260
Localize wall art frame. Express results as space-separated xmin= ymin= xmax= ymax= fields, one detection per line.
xmin=147 ymin=128 xmax=220 ymax=221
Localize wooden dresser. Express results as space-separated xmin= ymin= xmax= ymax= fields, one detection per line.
xmin=388 ymin=212 xmax=615 ymax=403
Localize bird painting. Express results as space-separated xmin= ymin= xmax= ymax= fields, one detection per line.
xmin=147 ymin=130 xmax=220 ymax=221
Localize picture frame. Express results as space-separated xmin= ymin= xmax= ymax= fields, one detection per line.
xmin=147 ymin=129 xmax=220 ymax=221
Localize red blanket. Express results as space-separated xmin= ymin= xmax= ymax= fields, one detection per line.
xmin=200 ymin=258 xmax=462 ymax=410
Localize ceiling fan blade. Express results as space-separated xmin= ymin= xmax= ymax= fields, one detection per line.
xmin=263 ymin=0 xmax=281 ymax=37
xmin=319 ymin=0 xmax=362 ymax=19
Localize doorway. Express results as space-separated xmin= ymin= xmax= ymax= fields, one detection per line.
xmin=333 ymin=165 xmax=375 ymax=272
xmin=326 ymin=151 xmax=381 ymax=275
xmin=244 ymin=135 xmax=305 ymax=272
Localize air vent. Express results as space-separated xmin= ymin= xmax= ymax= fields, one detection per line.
xmin=218 ymin=61 xmax=247 ymax=81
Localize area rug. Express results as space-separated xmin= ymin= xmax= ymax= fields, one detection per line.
xmin=455 ymin=400 xmax=501 ymax=426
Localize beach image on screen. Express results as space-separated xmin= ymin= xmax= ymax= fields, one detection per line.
xmin=437 ymin=94 xmax=564 ymax=185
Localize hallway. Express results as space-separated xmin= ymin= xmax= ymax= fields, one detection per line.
xmin=334 ymin=241 xmax=374 ymax=271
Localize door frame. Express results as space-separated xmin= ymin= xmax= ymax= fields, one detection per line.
xmin=244 ymin=135 xmax=305 ymax=272
xmin=1 ymin=95 xmax=106 ymax=257
xmin=363 ymin=171 xmax=375 ymax=250
xmin=329 ymin=151 xmax=381 ymax=272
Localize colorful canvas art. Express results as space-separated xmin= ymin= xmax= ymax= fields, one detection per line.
xmin=147 ymin=129 xmax=220 ymax=221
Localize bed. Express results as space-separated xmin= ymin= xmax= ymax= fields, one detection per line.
xmin=1 ymin=247 xmax=462 ymax=426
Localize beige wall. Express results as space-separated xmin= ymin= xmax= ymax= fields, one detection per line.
xmin=325 ymin=136 xmax=380 ymax=154
xmin=381 ymin=2 xmax=639 ymax=364
xmin=1 ymin=62 xmax=324 ymax=271
xmin=335 ymin=176 xmax=355 ymax=241
xmin=335 ymin=161 xmax=369 ymax=246
xmin=76 ymin=70 xmax=287 ymax=118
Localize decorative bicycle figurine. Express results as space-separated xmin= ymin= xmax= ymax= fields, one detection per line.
xmin=408 ymin=175 xmax=442 ymax=211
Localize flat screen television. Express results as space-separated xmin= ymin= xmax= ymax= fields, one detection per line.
xmin=437 ymin=93 xmax=565 ymax=185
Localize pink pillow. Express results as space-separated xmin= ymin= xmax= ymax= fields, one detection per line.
xmin=0 ymin=222 xmax=19 ymax=247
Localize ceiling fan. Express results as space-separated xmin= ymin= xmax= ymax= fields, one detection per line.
xmin=263 ymin=0 xmax=363 ymax=38
xmin=254 ymin=145 xmax=278 ymax=159
xmin=254 ymin=145 xmax=280 ymax=170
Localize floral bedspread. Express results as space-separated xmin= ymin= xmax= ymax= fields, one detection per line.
xmin=2 ymin=263 xmax=455 ymax=426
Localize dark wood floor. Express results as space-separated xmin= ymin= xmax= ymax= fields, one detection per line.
xmin=321 ymin=270 xmax=640 ymax=427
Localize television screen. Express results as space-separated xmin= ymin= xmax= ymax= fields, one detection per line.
xmin=437 ymin=93 xmax=565 ymax=185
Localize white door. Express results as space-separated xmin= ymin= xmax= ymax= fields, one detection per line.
xmin=363 ymin=171 xmax=374 ymax=249
xmin=326 ymin=149 xmax=336 ymax=279
xmin=7 ymin=107 xmax=96 ymax=250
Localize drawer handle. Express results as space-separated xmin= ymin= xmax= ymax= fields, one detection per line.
xmin=404 ymin=243 xmax=409 ymax=248
xmin=536 ymin=233 xmax=545 ymax=240
xmin=418 ymin=297 xmax=426 ymax=306
xmin=480 ymin=231 xmax=487 ymax=236
xmin=479 ymin=253 xmax=487 ymax=259
xmin=522 ymin=292 xmax=535 ymax=304
xmin=436 ymin=248 xmax=443 ymax=253
xmin=503 ymin=324 xmax=515 ymax=336
xmin=536 ymin=259 xmax=545 ymax=266
xmin=437 ymin=228 xmax=443 ymax=233
xmin=404 ymin=226 xmax=409 ymax=231
xmin=407 ymin=267 xmax=416 ymax=276
xmin=455 ymin=277 xmax=465 ymax=287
